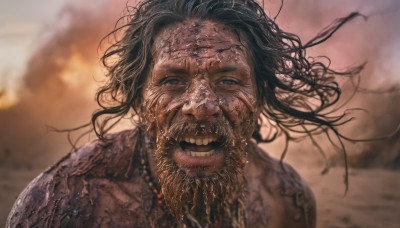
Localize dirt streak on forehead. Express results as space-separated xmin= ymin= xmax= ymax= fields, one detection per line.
xmin=152 ymin=20 xmax=249 ymax=67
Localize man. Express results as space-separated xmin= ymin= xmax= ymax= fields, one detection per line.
xmin=7 ymin=0 xmax=361 ymax=227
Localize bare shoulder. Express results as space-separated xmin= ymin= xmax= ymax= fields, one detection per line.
xmin=6 ymin=129 xmax=140 ymax=227
xmin=245 ymin=143 xmax=316 ymax=228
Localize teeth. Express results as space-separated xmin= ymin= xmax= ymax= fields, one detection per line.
xmin=183 ymin=136 xmax=216 ymax=145
xmin=187 ymin=150 xmax=215 ymax=157
xmin=195 ymin=138 xmax=202 ymax=145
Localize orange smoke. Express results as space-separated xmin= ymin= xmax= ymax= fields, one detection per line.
xmin=0 ymin=89 xmax=18 ymax=109
xmin=0 ymin=0 xmax=127 ymax=167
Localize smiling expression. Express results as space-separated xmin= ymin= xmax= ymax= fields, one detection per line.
xmin=142 ymin=20 xmax=259 ymax=176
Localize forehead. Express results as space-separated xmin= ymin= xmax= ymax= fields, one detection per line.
xmin=154 ymin=20 xmax=242 ymax=49
xmin=152 ymin=20 xmax=251 ymax=66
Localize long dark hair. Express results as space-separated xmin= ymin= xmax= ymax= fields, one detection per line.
xmin=93 ymin=0 xmax=364 ymax=178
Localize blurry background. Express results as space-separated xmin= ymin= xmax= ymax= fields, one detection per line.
xmin=0 ymin=0 xmax=399 ymax=227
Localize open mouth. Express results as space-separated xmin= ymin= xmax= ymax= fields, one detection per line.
xmin=171 ymin=135 xmax=225 ymax=174
xmin=179 ymin=136 xmax=222 ymax=157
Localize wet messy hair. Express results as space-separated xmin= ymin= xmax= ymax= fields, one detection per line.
xmin=93 ymin=0 xmax=364 ymax=180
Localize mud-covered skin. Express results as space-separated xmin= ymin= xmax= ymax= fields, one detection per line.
xmin=142 ymin=20 xmax=258 ymax=176
xmin=144 ymin=20 xmax=257 ymax=131
xmin=6 ymin=130 xmax=174 ymax=227
xmin=7 ymin=130 xmax=316 ymax=227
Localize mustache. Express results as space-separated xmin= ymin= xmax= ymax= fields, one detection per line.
xmin=158 ymin=116 xmax=236 ymax=147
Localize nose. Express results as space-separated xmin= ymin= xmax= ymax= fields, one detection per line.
xmin=182 ymin=81 xmax=222 ymax=121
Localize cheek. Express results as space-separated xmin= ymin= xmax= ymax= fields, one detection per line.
xmin=218 ymin=89 xmax=257 ymax=129
xmin=143 ymin=90 xmax=184 ymax=128
xmin=142 ymin=86 xmax=164 ymax=129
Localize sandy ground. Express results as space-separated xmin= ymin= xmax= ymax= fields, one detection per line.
xmin=1 ymin=154 xmax=399 ymax=227
xmin=299 ymin=167 xmax=400 ymax=228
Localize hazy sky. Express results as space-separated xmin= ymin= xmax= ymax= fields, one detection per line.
xmin=0 ymin=0 xmax=66 ymax=90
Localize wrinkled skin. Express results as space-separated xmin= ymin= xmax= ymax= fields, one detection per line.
xmin=142 ymin=20 xmax=257 ymax=176
xmin=7 ymin=20 xmax=316 ymax=228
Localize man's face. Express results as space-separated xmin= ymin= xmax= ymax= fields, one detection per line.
xmin=143 ymin=19 xmax=258 ymax=176
xmin=141 ymin=19 xmax=258 ymax=224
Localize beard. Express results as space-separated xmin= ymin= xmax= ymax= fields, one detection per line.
xmin=153 ymin=116 xmax=251 ymax=227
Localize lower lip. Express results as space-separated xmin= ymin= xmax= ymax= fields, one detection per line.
xmin=172 ymin=146 xmax=224 ymax=170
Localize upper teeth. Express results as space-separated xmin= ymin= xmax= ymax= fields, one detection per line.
xmin=183 ymin=137 xmax=216 ymax=145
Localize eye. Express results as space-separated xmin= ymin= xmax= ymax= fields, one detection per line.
xmin=218 ymin=78 xmax=239 ymax=86
xmin=162 ymin=77 xmax=184 ymax=85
